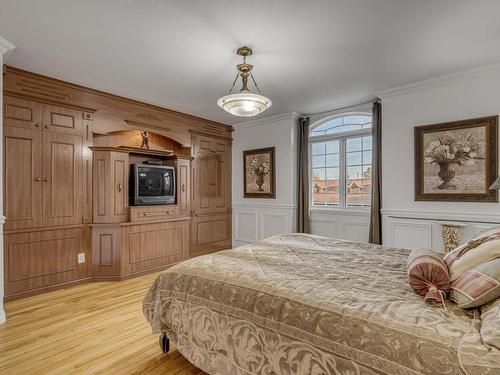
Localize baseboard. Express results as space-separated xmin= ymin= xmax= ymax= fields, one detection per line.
xmin=0 ymin=307 xmax=5 ymax=324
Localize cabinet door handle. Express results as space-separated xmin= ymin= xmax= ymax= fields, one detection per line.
xmin=181 ymin=184 xmax=186 ymax=192
xmin=44 ymin=125 xmax=49 ymax=129
xmin=34 ymin=123 xmax=40 ymax=128
xmin=44 ymin=178 xmax=50 ymax=182
xmin=117 ymin=183 xmax=122 ymax=192
xmin=35 ymin=177 xmax=42 ymax=181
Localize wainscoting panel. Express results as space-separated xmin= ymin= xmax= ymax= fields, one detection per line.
xmin=382 ymin=209 xmax=500 ymax=252
xmin=235 ymin=211 xmax=258 ymax=244
xmin=261 ymin=213 xmax=288 ymax=239
xmin=310 ymin=209 xmax=370 ymax=242
xmin=341 ymin=221 xmax=370 ymax=241
xmin=390 ymin=222 xmax=433 ymax=249
xmin=310 ymin=219 xmax=338 ymax=238
xmin=233 ymin=203 xmax=296 ymax=247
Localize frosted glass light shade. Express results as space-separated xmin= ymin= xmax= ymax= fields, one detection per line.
xmin=217 ymin=93 xmax=272 ymax=117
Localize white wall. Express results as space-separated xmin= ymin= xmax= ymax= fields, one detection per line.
xmin=232 ymin=111 xmax=371 ymax=246
xmin=0 ymin=37 xmax=15 ymax=324
xmin=232 ymin=113 xmax=299 ymax=247
xmin=379 ymin=65 xmax=500 ymax=250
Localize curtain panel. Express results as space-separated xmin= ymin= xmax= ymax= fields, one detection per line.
xmin=298 ymin=117 xmax=310 ymax=233
xmin=369 ymin=101 xmax=382 ymax=244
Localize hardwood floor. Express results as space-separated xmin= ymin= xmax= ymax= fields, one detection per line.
xmin=0 ymin=273 xmax=206 ymax=375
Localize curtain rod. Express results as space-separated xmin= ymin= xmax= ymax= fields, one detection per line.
xmin=302 ymin=97 xmax=380 ymax=118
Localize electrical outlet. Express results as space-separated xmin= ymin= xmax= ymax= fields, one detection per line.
xmin=77 ymin=253 xmax=85 ymax=264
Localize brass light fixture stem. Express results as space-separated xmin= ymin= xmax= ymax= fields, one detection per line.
xmin=236 ymin=46 xmax=254 ymax=93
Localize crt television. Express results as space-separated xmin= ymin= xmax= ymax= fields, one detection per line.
xmin=129 ymin=164 xmax=176 ymax=206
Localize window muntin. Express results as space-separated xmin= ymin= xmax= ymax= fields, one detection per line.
xmin=310 ymin=114 xmax=371 ymax=137
xmin=310 ymin=113 xmax=372 ymax=208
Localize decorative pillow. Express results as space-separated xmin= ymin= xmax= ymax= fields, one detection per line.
xmin=449 ymin=258 xmax=500 ymax=309
xmin=407 ymin=248 xmax=450 ymax=306
xmin=444 ymin=226 xmax=500 ymax=270
xmin=447 ymin=239 xmax=500 ymax=282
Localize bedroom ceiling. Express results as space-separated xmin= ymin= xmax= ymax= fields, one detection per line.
xmin=1 ymin=0 xmax=500 ymax=125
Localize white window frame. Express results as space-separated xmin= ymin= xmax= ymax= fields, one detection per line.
xmin=309 ymin=111 xmax=372 ymax=212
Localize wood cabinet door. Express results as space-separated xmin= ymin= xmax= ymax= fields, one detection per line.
xmin=213 ymin=153 xmax=227 ymax=211
xmin=4 ymin=127 xmax=43 ymax=230
xmin=4 ymin=96 xmax=43 ymax=130
xmin=42 ymin=132 xmax=83 ymax=226
xmin=42 ymin=104 xmax=83 ymax=135
xmin=195 ymin=151 xmax=212 ymax=213
xmin=111 ymin=152 xmax=129 ymax=222
xmin=177 ymin=158 xmax=191 ymax=213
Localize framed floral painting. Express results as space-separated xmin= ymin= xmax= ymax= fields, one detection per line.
xmin=414 ymin=116 xmax=498 ymax=202
xmin=243 ymin=147 xmax=276 ymax=198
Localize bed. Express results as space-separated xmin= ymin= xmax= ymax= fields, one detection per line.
xmin=143 ymin=233 xmax=500 ymax=375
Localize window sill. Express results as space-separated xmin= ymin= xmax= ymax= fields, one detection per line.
xmin=310 ymin=207 xmax=370 ymax=217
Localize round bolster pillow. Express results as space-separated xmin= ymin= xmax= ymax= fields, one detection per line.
xmin=407 ymin=248 xmax=450 ymax=306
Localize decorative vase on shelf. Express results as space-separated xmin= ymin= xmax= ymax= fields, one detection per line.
xmin=437 ymin=162 xmax=457 ymax=189
xmin=255 ymin=173 xmax=265 ymax=191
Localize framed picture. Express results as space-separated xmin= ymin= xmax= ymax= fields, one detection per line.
xmin=415 ymin=116 xmax=498 ymax=202
xmin=243 ymin=147 xmax=276 ymax=198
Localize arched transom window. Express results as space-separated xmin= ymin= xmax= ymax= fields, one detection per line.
xmin=309 ymin=113 xmax=372 ymax=208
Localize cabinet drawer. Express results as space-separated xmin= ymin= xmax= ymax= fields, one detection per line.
xmin=129 ymin=206 xmax=178 ymax=222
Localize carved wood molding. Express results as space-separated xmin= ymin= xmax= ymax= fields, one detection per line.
xmin=440 ymin=223 xmax=466 ymax=252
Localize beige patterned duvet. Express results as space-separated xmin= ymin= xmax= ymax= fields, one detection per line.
xmin=143 ymin=234 xmax=500 ymax=375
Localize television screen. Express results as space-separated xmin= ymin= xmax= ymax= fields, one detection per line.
xmin=137 ymin=167 xmax=174 ymax=197
xmin=130 ymin=164 xmax=176 ymax=205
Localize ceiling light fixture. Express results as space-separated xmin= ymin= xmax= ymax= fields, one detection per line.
xmin=217 ymin=46 xmax=272 ymax=117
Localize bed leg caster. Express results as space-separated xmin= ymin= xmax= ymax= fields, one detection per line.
xmin=159 ymin=332 xmax=170 ymax=353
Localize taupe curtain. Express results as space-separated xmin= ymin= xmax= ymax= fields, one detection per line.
xmin=369 ymin=101 xmax=382 ymax=244
xmin=297 ymin=117 xmax=310 ymax=233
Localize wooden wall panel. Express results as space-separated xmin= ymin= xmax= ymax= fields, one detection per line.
xmin=122 ymin=220 xmax=189 ymax=275
xmin=191 ymin=213 xmax=231 ymax=256
xmin=128 ymin=227 xmax=182 ymax=264
xmin=4 ymin=228 xmax=88 ymax=298
xmin=91 ymin=225 xmax=121 ymax=277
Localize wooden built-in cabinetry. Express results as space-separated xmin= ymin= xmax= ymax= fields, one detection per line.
xmin=3 ymin=66 xmax=233 ymax=300
xmin=191 ymin=134 xmax=231 ymax=255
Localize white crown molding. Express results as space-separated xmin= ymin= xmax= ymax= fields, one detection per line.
xmin=381 ymin=208 xmax=500 ymax=224
xmin=233 ymin=112 xmax=300 ymax=130
xmin=376 ymin=63 xmax=500 ymax=100
xmin=0 ymin=37 xmax=15 ymax=58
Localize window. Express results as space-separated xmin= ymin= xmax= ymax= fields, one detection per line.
xmin=310 ymin=113 xmax=372 ymax=208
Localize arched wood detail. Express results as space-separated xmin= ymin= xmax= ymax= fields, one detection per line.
xmin=92 ymin=130 xmax=191 ymax=156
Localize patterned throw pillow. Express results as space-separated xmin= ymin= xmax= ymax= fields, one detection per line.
xmin=447 ymin=239 xmax=500 ymax=282
xmin=407 ymin=248 xmax=450 ymax=306
xmin=449 ymin=259 xmax=500 ymax=309
xmin=444 ymin=226 xmax=500 ymax=270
